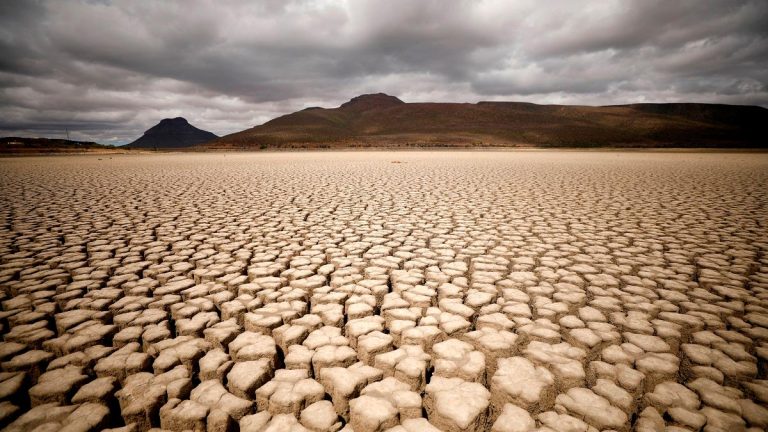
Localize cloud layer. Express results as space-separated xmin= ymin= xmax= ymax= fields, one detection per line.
xmin=1 ymin=0 xmax=767 ymax=144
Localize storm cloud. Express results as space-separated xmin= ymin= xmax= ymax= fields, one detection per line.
xmin=1 ymin=0 xmax=767 ymax=144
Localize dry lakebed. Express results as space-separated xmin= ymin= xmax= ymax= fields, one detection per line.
xmin=0 ymin=151 xmax=767 ymax=432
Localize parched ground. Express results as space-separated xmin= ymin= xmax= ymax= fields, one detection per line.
xmin=0 ymin=151 xmax=767 ymax=432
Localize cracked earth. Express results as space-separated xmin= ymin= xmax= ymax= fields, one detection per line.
xmin=1 ymin=151 xmax=767 ymax=432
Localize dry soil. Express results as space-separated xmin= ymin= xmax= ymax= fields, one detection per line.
xmin=0 ymin=151 xmax=767 ymax=432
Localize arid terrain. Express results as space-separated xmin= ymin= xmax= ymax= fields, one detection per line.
xmin=1 ymin=151 xmax=767 ymax=431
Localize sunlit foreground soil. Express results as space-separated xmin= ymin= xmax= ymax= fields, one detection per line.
xmin=1 ymin=151 xmax=767 ymax=432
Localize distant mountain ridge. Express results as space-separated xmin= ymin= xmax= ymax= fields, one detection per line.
xmin=3 ymin=96 xmax=767 ymax=152
xmin=124 ymin=117 xmax=217 ymax=149
xmin=0 ymin=137 xmax=114 ymax=154
xmin=206 ymin=93 xmax=768 ymax=149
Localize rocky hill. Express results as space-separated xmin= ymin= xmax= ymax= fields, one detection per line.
xmin=125 ymin=117 xmax=217 ymax=149
xmin=206 ymin=93 xmax=768 ymax=149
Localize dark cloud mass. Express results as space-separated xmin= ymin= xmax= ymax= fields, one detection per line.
xmin=1 ymin=0 xmax=767 ymax=144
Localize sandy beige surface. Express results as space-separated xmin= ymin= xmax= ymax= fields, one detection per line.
xmin=1 ymin=151 xmax=767 ymax=431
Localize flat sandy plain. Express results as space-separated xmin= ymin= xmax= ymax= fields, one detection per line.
xmin=1 ymin=151 xmax=767 ymax=432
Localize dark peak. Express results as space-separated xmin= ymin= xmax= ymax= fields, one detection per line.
xmin=340 ymin=93 xmax=405 ymax=111
xmin=158 ymin=117 xmax=189 ymax=124
xmin=147 ymin=117 xmax=194 ymax=134
xmin=126 ymin=116 xmax=218 ymax=148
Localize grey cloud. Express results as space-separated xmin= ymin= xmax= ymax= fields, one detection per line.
xmin=0 ymin=0 xmax=767 ymax=144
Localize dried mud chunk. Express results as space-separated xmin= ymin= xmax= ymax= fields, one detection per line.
xmin=554 ymin=387 xmax=628 ymax=431
xmin=578 ymin=306 xmax=607 ymax=323
xmin=141 ymin=324 xmax=172 ymax=349
xmin=3 ymin=321 xmax=55 ymax=348
xmin=1 ymin=349 xmax=53 ymax=384
xmin=461 ymin=327 xmax=518 ymax=377
xmin=256 ymin=369 xmax=325 ymax=416
xmin=254 ymin=412 xmax=313 ymax=431
xmin=149 ymin=336 xmax=211 ymax=374
xmin=284 ymin=345 xmax=314 ymax=372
xmin=537 ymin=410 xmax=599 ymax=432
xmin=0 ymin=342 xmax=27 ymax=362
xmin=3 ymin=401 xmax=109 ymax=431
xmin=228 ymin=331 xmax=277 ymax=365
xmin=491 ymin=356 xmax=555 ymax=413
xmin=311 ymin=304 xmax=344 ymax=327
xmin=273 ymin=323 xmax=311 ymax=354
xmin=203 ymin=319 xmax=240 ymax=350
xmin=2 ymin=403 xmax=77 ymax=432
xmin=518 ymin=319 xmax=561 ymax=344
xmin=700 ymin=406 xmax=747 ymax=431
xmin=373 ymin=345 xmax=431 ymax=392
xmin=0 ymin=401 xmax=20 ymax=428
xmin=113 ymin=326 xmax=143 ymax=347
xmin=207 ymin=407 xmax=236 ymax=432
xmin=244 ymin=301 xmax=304 ymax=335
xmin=744 ymin=380 xmax=768 ymax=404
xmin=319 ymin=362 xmax=383 ymax=419
xmin=643 ymin=381 xmax=700 ymax=413
xmin=303 ymin=326 xmax=349 ymax=350
xmin=59 ymin=402 xmax=112 ymax=432
xmin=623 ymin=332 xmax=671 ymax=353
xmin=636 ymin=352 xmax=679 ymax=391
xmin=666 ymin=406 xmax=706 ymax=430
xmin=591 ymin=378 xmax=633 ymax=414
xmin=28 ymin=365 xmax=89 ymax=406
xmin=300 ymin=400 xmax=342 ymax=432
xmin=94 ymin=342 xmax=151 ymax=383
xmin=239 ymin=411 xmax=272 ymax=432
xmin=431 ymin=338 xmax=486 ymax=383
xmin=0 ymin=371 xmax=27 ymax=401
xmin=199 ymin=348 xmax=233 ymax=381
xmin=523 ymin=341 xmax=586 ymax=390
xmin=424 ymin=376 xmax=490 ymax=432
xmin=475 ymin=312 xmax=515 ymax=332
xmin=227 ymin=358 xmax=273 ymax=399
xmin=312 ymin=345 xmax=358 ymax=376
xmin=159 ymin=398 xmax=209 ymax=432
xmin=356 ymin=331 xmax=394 ymax=365
xmin=190 ymin=379 xmax=253 ymax=421
xmin=400 ymin=325 xmax=446 ymax=353
xmin=71 ymin=376 xmax=119 ymax=403
xmin=102 ymin=425 xmax=138 ymax=432
xmin=587 ymin=361 xmax=645 ymax=395
xmin=116 ymin=367 xmax=191 ymax=429
xmin=686 ymin=377 xmax=743 ymax=414
xmin=346 ymin=316 xmax=386 ymax=348
xmin=350 ymin=377 xmax=421 ymax=432
xmin=389 ymin=418 xmax=443 ymax=432
xmin=738 ymin=398 xmax=768 ymax=428
xmin=490 ymin=403 xmax=535 ymax=432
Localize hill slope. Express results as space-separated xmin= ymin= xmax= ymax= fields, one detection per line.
xmin=207 ymin=93 xmax=768 ymax=149
xmin=125 ymin=117 xmax=217 ymax=149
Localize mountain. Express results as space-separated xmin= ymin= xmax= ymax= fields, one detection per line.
xmin=125 ymin=117 xmax=217 ymax=149
xmin=206 ymin=93 xmax=768 ymax=149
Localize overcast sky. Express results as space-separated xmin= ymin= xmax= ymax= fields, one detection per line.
xmin=1 ymin=0 xmax=767 ymax=145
